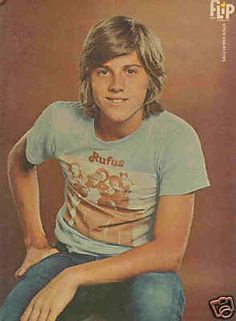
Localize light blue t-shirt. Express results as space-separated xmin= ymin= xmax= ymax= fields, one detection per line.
xmin=26 ymin=101 xmax=210 ymax=256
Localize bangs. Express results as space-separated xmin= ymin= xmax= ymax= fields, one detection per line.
xmin=81 ymin=16 xmax=140 ymax=73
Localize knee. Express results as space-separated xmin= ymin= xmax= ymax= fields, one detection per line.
xmin=128 ymin=272 xmax=185 ymax=321
xmin=25 ymin=253 xmax=73 ymax=280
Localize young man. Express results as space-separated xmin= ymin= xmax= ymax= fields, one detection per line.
xmin=1 ymin=16 xmax=210 ymax=321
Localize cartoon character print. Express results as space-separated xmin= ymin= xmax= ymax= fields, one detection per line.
xmin=95 ymin=169 xmax=133 ymax=209
xmin=97 ymin=181 xmax=115 ymax=207
xmin=94 ymin=168 xmax=113 ymax=207
xmin=85 ymin=172 xmax=101 ymax=189
xmin=64 ymin=160 xmax=134 ymax=211
xmin=108 ymin=175 xmax=126 ymax=208
xmin=119 ymin=172 xmax=133 ymax=193
xmin=66 ymin=162 xmax=89 ymax=198
xmin=63 ymin=162 xmax=89 ymax=225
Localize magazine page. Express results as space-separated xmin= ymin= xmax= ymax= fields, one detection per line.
xmin=1 ymin=1 xmax=235 ymax=320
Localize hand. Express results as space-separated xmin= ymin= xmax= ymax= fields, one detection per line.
xmin=15 ymin=246 xmax=59 ymax=277
xmin=20 ymin=269 xmax=78 ymax=321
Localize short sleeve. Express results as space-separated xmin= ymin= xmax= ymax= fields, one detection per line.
xmin=26 ymin=103 xmax=56 ymax=165
xmin=158 ymin=125 xmax=210 ymax=195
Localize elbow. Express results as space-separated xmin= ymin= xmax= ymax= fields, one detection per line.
xmin=171 ymin=254 xmax=183 ymax=272
xmin=151 ymin=243 xmax=184 ymax=273
xmin=168 ymin=247 xmax=185 ymax=272
xmin=162 ymin=254 xmax=182 ymax=273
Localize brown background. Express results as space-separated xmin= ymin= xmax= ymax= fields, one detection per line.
xmin=1 ymin=1 xmax=236 ymax=320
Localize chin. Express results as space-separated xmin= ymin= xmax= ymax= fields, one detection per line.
xmin=105 ymin=112 xmax=136 ymax=123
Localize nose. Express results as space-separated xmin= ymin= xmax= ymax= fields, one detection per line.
xmin=108 ymin=73 xmax=125 ymax=93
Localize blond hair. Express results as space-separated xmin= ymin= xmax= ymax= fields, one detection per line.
xmin=79 ymin=16 xmax=166 ymax=118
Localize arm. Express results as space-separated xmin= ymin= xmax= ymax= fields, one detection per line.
xmin=21 ymin=193 xmax=194 ymax=321
xmin=8 ymin=133 xmax=58 ymax=276
xmin=67 ymin=193 xmax=195 ymax=285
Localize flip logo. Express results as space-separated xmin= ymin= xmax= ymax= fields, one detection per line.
xmin=210 ymin=0 xmax=235 ymax=20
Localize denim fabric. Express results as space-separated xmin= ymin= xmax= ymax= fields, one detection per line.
xmin=0 ymin=244 xmax=185 ymax=321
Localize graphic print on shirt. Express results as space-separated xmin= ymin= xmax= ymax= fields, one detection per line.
xmin=64 ymin=161 xmax=134 ymax=210
xmin=60 ymin=152 xmax=157 ymax=247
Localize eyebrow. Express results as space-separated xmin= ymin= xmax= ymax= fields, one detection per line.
xmin=97 ymin=64 xmax=143 ymax=69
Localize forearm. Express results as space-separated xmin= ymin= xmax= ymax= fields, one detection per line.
xmin=66 ymin=194 xmax=194 ymax=288
xmin=8 ymin=135 xmax=48 ymax=248
xmin=66 ymin=239 xmax=181 ymax=287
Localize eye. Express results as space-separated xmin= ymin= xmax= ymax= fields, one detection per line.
xmin=96 ymin=68 xmax=110 ymax=76
xmin=125 ymin=68 xmax=138 ymax=75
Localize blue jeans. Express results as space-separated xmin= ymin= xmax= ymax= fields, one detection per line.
xmin=0 ymin=243 xmax=185 ymax=321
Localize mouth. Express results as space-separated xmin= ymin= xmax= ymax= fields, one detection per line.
xmin=105 ymin=97 xmax=128 ymax=104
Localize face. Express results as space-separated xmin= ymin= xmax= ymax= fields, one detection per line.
xmin=90 ymin=51 xmax=149 ymax=128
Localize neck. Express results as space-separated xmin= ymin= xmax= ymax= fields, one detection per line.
xmin=94 ymin=113 xmax=143 ymax=142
